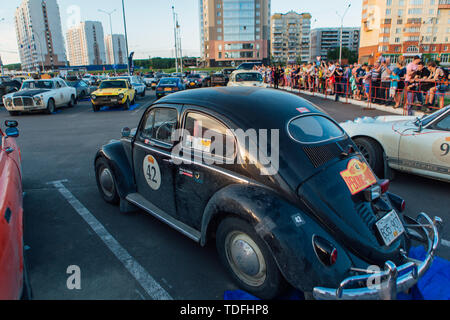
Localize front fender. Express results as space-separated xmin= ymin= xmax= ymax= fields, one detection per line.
xmin=95 ymin=140 xmax=136 ymax=199
xmin=201 ymin=184 xmax=354 ymax=292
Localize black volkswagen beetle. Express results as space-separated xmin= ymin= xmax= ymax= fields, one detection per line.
xmin=94 ymin=87 xmax=442 ymax=300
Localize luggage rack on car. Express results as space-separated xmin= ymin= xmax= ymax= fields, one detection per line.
xmin=313 ymin=213 xmax=442 ymax=300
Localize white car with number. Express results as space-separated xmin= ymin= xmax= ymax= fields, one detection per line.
xmin=340 ymin=106 xmax=450 ymax=183
xmin=227 ymin=70 xmax=267 ymax=88
xmin=111 ymin=76 xmax=146 ymax=98
xmin=2 ymin=78 xmax=77 ymax=115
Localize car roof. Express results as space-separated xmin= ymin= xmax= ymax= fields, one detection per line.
xmin=154 ymin=87 xmax=325 ymax=131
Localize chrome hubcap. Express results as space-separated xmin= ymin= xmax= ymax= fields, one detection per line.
xmin=99 ymin=167 xmax=114 ymax=197
xmin=225 ymin=232 xmax=267 ymax=287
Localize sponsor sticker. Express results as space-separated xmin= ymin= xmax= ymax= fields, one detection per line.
xmin=143 ymin=155 xmax=161 ymax=190
xmin=432 ymin=137 xmax=450 ymax=164
xmin=296 ymin=107 xmax=310 ymax=114
xmin=340 ymin=159 xmax=377 ymax=195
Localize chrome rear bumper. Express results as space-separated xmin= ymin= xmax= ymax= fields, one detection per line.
xmin=313 ymin=213 xmax=442 ymax=300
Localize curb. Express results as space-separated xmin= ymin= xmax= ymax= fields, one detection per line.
xmin=279 ymin=86 xmax=426 ymax=117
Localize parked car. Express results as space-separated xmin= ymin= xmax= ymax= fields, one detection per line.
xmin=236 ymin=62 xmax=263 ymax=70
xmin=0 ymin=120 xmax=32 ymax=299
xmin=2 ymin=79 xmax=77 ymax=115
xmin=93 ymin=87 xmax=442 ymax=300
xmin=222 ymin=68 xmax=236 ymax=85
xmin=111 ymin=76 xmax=146 ymax=98
xmin=227 ymin=70 xmax=267 ymax=88
xmin=210 ymin=73 xmax=227 ymax=87
xmin=143 ymin=72 xmax=156 ymax=88
xmin=66 ymin=79 xmax=94 ymax=99
xmin=0 ymin=78 xmax=22 ymax=106
xmin=341 ymin=106 xmax=450 ymax=182
xmin=91 ymin=79 xmax=136 ymax=112
xmin=185 ymin=74 xmax=203 ymax=89
xmin=155 ymin=77 xmax=185 ymax=99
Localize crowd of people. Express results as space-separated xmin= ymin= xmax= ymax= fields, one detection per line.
xmin=254 ymin=55 xmax=450 ymax=114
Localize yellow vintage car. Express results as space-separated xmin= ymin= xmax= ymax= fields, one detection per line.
xmin=91 ymin=79 xmax=136 ymax=111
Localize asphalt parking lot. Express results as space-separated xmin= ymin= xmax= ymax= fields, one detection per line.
xmin=1 ymin=88 xmax=449 ymax=300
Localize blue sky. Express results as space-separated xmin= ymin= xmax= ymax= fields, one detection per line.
xmin=0 ymin=0 xmax=361 ymax=64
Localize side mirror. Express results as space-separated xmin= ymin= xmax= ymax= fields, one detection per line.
xmin=5 ymin=120 xmax=18 ymax=128
xmin=5 ymin=127 xmax=19 ymax=138
xmin=122 ymin=127 xmax=131 ymax=138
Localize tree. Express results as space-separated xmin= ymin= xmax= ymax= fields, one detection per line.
xmin=327 ymin=47 xmax=358 ymax=64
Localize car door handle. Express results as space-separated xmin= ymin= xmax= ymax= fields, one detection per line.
xmin=162 ymin=158 xmax=174 ymax=164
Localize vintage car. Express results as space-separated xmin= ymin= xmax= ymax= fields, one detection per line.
xmin=210 ymin=73 xmax=227 ymax=87
xmin=143 ymin=72 xmax=156 ymax=88
xmin=111 ymin=76 xmax=146 ymax=98
xmin=94 ymin=87 xmax=441 ymax=300
xmin=227 ymin=70 xmax=267 ymax=88
xmin=2 ymin=78 xmax=77 ymax=115
xmin=0 ymin=120 xmax=32 ymax=299
xmin=66 ymin=78 xmax=94 ymax=99
xmin=0 ymin=77 xmax=21 ymax=106
xmin=91 ymin=79 xmax=136 ymax=112
xmin=155 ymin=77 xmax=185 ymax=99
xmin=341 ymin=106 xmax=450 ymax=183
xmin=185 ymin=74 xmax=203 ymax=89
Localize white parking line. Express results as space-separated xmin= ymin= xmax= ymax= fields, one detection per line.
xmin=47 ymin=180 xmax=173 ymax=300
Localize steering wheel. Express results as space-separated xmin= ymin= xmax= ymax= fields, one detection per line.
xmin=155 ymin=119 xmax=176 ymax=142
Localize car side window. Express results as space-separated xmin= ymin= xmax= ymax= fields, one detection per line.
xmin=434 ymin=114 xmax=450 ymax=131
xmin=182 ymin=112 xmax=235 ymax=159
xmin=55 ymin=81 xmax=61 ymax=88
xmin=140 ymin=108 xmax=178 ymax=145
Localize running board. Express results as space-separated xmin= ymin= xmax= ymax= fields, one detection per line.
xmin=125 ymin=193 xmax=201 ymax=243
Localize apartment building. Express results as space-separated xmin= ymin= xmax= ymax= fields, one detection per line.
xmin=360 ymin=0 xmax=450 ymax=65
xmin=271 ymin=11 xmax=311 ymax=64
xmin=14 ymin=0 xmax=67 ymax=72
xmin=105 ymin=34 xmax=126 ymax=65
xmin=66 ymin=21 xmax=107 ymax=66
xmin=310 ymin=27 xmax=361 ymax=62
xmin=199 ymin=0 xmax=271 ymax=67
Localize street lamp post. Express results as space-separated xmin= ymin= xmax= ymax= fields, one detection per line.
xmin=172 ymin=6 xmax=179 ymax=73
xmin=336 ymin=3 xmax=351 ymax=64
xmin=98 ymin=9 xmax=116 ymax=64
xmin=0 ymin=18 xmax=4 ymax=75
xmin=121 ymin=0 xmax=131 ymax=74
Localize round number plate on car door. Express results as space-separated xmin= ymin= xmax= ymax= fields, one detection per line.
xmin=143 ymin=155 xmax=161 ymax=190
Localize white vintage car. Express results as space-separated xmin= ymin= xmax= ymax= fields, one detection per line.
xmin=227 ymin=70 xmax=267 ymax=88
xmin=341 ymin=106 xmax=450 ymax=183
xmin=2 ymin=78 xmax=77 ymax=115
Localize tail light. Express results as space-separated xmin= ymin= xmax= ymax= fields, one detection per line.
xmin=173 ymin=87 xmax=179 ymax=91
xmin=380 ymin=179 xmax=390 ymax=194
xmin=156 ymin=87 xmax=163 ymax=91
xmin=313 ymin=236 xmax=338 ymax=266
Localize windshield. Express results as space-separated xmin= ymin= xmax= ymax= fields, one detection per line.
xmin=417 ymin=106 xmax=449 ymax=127
xmin=236 ymin=73 xmax=263 ymax=82
xmin=289 ymin=115 xmax=345 ymax=144
xmin=188 ymin=74 xmax=200 ymax=79
xmin=159 ymin=78 xmax=178 ymax=85
xmin=66 ymin=81 xmax=80 ymax=87
xmin=99 ymin=81 xmax=127 ymax=89
xmin=22 ymin=80 xmax=54 ymax=90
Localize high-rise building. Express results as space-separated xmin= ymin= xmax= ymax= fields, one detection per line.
xmin=270 ymin=11 xmax=311 ymax=64
xmin=14 ymin=0 xmax=67 ymax=72
xmin=310 ymin=27 xmax=360 ymax=61
xmin=359 ymin=0 xmax=450 ymax=65
xmin=199 ymin=0 xmax=271 ymax=67
xmin=66 ymin=21 xmax=107 ymax=66
xmin=105 ymin=34 xmax=126 ymax=65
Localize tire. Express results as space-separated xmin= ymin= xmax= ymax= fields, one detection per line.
xmin=68 ymin=95 xmax=76 ymax=108
xmin=124 ymin=98 xmax=130 ymax=110
xmin=45 ymin=99 xmax=55 ymax=114
xmin=354 ymin=137 xmax=384 ymax=177
xmin=141 ymin=90 xmax=145 ymax=98
xmin=9 ymin=111 xmax=20 ymax=116
xmin=92 ymin=104 xmax=100 ymax=112
xmin=95 ymin=157 xmax=120 ymax=205
xmin=216 ymin=217 xmax=287 ymax=300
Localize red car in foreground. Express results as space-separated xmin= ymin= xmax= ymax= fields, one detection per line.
xmin=0 ymin=120 xmax=31 ymax=299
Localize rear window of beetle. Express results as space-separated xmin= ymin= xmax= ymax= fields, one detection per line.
xmin=288 ymin=115 xmax=345 ymax=144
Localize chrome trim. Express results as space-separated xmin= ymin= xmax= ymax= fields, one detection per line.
xmin=313 ymin=212 xmax=442 ymax=300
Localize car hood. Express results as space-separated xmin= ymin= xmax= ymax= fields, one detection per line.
xmin=92 ymin=88 xmax=128 ymax=95
xmin=298 ymin=156 xmax=406 ymax=265
xmin=233 ymin=82 xmax=266 ymax=87
xmin=9 ymin=89 xmax=51 ymax=97
xmin=342 ymin=115 xmax=416 ymax=126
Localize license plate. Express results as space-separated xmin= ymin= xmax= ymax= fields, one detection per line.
xmin=164 ymin=88 xmax=172 ymax=92
xmin=111 ymin=99 xmax=118 ymax=103
xmin=376 ymin=210 xmax=405 ymax=246
xmin=190 ymin=82 xmax=195 ymax=86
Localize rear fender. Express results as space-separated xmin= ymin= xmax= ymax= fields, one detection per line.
xmin=95 ymin=140 xmax=136 ymax=199
xmin=201 ymin=184 xmax=353 ymax=292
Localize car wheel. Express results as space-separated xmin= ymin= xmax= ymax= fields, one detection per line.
xmin=141 ymin=89 xmax=145 ymax=97
xmin=9 ymin=111 xmax=20 ymax=116
xmin=354 ymin=137 xmax=384 ymax=177
xmin=216 ymin=217 xmax=287 ymax=300
xmin=68 ymin=95 xmax=76 ymax=108
xmin=95 ymin=157 xmax=120 ymax=205
xmin=123 ymin=98 xmax=130 ymax=110
xmin=45 ymin=99 xmax=55 ymax=114
xmin=92 ymin=104 xmax=100 ymax=112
